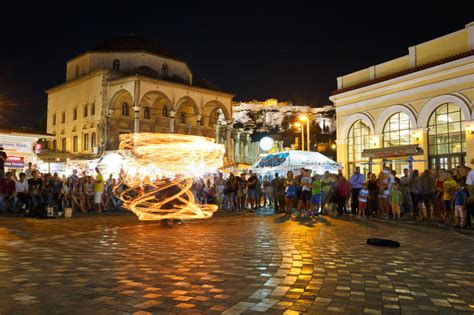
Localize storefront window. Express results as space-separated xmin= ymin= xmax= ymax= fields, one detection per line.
xmin=428 ymin=103 xmax=465 ymax=169
xmin=347 ymin=120 xmax=370 ymax=174
xmin=382 ymin=112 xmax=412 ymax=147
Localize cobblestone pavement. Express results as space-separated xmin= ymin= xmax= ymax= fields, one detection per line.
xmin=0 ymin=212 xmax=473 ymax=315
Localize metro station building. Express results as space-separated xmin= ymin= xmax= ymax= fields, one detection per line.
xmin=331 ymin=22 xmax=474 ymax=176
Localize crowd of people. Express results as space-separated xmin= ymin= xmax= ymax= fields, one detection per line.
xmin=0 ymin=162 xmax=117 ymax=217
xmin=216 ymin=165 xmax=473 ymax=228
xmin=0 ymin=151 xmax=473 ymax=228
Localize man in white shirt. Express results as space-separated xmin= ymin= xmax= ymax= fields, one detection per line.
xmin=14 ymin=172 xmax=29 ymax=211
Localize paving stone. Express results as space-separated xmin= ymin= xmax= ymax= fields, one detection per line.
xmin=0 ymin=213 xmax=473 ymax=313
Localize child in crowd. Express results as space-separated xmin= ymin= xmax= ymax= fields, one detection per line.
xmin=358 ymin=183 xmax=369 ymax=217
xmin=453 ymin=184 xmax=467 ymax=227
xmin=311 ymin=175 xmax=321 ymax=216
xmin=390 ymin=183 xmax=402 ymax=219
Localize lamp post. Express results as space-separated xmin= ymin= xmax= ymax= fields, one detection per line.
xmin=294 ymin=122 xmax=304 ymax=151
xmin=299 ymin=115 xmax=310 ymax=151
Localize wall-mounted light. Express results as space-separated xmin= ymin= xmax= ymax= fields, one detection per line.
xmin=467 ymin=127 xmax=473 ymax=135
xmin=411 ymin=132 xmax=419 ymax=142
xmin=331 ymin=143 xmax=336 ymax=150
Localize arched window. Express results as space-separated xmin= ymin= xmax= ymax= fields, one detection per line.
xmin=162 ymin=105 xmax=169 ymax=117
xmin=161 ymin=64 xmax=168 ymax=77
xmin=382 ymin=112 xmax=412 ymax=147
xmin=83 ymin=105 xmax=88 ymax=117
xmin=144 ymin=107 xmax=150 ymax=119
xmin=347 ymin=120 xmax=370 ymax=175
xmin=83 ymin=133 xmax=89 ymax=151
xmin=122 ymin=103 xmax=129 ymax=116
xmin=428 ymin=103 xmax=466 ymax=169
xmin=113 ymin=59 xmax=120 ymax=71
xmin=73 ymin=107 xmax=78 ymax=120
xmin=179 ymin=111 xmax=186 ymax=124
xmin=91 ymin=102 xmax=95 ymax=115
xmin=91 ymin=132 xmax=97 ymax=148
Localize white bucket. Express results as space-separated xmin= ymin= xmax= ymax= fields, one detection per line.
xmin=64 ymin=207 xmax=73 ymax=218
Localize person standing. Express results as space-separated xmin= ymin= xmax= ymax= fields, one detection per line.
xmin=465 ymin=163 xmax=474 ymax=228
xmin=0 ymin=147 xmax=7 ymax=180
xmin=349 ymin=167 xmax=365 ymax=216
xmin=320 ymin=171 xmax=333 ymax=213
xmin=400 ymin=168 xmax=412 ymax=217
xmin=94 ymin=168 xmax=104 ymax=213
xmin=215 ymin=173 xmax=225 ymax=210
xmin=367 ymin=173 xmax=378 ymax=217
xmin=336 ymin=174 xmax=350 ymax=216
xmin=24 ymin=162 xmax=34 ymax=180
xmin=410 ymin=170 xmax=422 ymax=220
xmin=271 ymin=173 xmax=281 ymax=212
xmin=297 ymin=169 xmax=312 ymax=217
xmin=246 ymin=171 xmax=258 ymax=210
xmin=236 ymin=173 xmax=247 ymax=212
xmin=453 ymin=185 xmax=467 ymax=227
xmin=358 ymin=183 xmax=369 ymax=217
xmin=442 ymin=171 xmax=457 ymax=227
xmin=262 ymin=176 xmax=272 ymax=208
xmin=390 ymin=183 xmax=402 ymax=220
xmin=284 ymin=171 xmax=297 ymax=215
xmin=420 ymin=170 xmax=436 ymax=220
xmin=225 ymin=173 xmax=237 ymax=211
xmin=310 ymin=174 xmax=322 ymax=216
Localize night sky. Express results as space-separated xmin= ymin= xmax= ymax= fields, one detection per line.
xmin=0 ymin=2 xmax=471 ymax=129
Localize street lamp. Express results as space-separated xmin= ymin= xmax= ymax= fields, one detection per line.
xmin=294 ymin=122 xmax=304 ymax=151
xmin=299 ymin=115 xmax=310 ymax=151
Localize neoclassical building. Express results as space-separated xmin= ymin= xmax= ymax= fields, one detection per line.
xmin=46 ymin=35 xmax=233 ymax=159
xmin=330 ymin=22 xmax=474 ymax=175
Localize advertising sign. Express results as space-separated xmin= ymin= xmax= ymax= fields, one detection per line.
xmin=0 ymin=140 xmax=31 ymax=153
xmin=5 ymin=156 xmax=25 ymax=168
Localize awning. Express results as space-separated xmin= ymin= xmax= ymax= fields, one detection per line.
xmin=362 ymin=144 xmax=423 ymax=159
xmin=37 ymin=150 xmax=101 ymax=163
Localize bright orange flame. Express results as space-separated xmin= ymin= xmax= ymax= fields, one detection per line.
xmin=115 ymin=133 xmax=225 ymax=221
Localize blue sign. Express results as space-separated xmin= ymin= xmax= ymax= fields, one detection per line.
xmin=257 ymin=153 xmax=289 ymax=168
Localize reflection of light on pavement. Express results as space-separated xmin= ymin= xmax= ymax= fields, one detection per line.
xmin=115 ymin=133 xmax=225 ymax=221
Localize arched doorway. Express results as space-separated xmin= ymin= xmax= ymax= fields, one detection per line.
xmin=347 ymin=120 xmax=371 ymax=176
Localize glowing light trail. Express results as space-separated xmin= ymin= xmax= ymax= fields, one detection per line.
xmin=115 ymin=133 xmax=225 ymax=221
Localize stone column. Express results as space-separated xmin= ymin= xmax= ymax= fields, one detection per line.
xmin=226 ymin=124 xmax=232 ymax=161
xmin=234 ymin=131 xmax=241 ymax=163
xmin=243 ymin=133 xmax=250 ymax=164
xmin=169 ymin=110 xmax=176 ymax=133
xmin=215 ymin=125 xmax=221 ymax=144
xmin=133 ymin=106 xmax=140 ymax=134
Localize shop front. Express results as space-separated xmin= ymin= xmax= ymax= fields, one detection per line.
xmin=0 ymin=129 xmax=53 ymax=172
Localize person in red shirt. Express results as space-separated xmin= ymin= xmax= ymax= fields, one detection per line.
xmin=0 ymin=172 xmax=16 ymax=212
xmin=434 ymin=169 xmax=446 ymax=222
